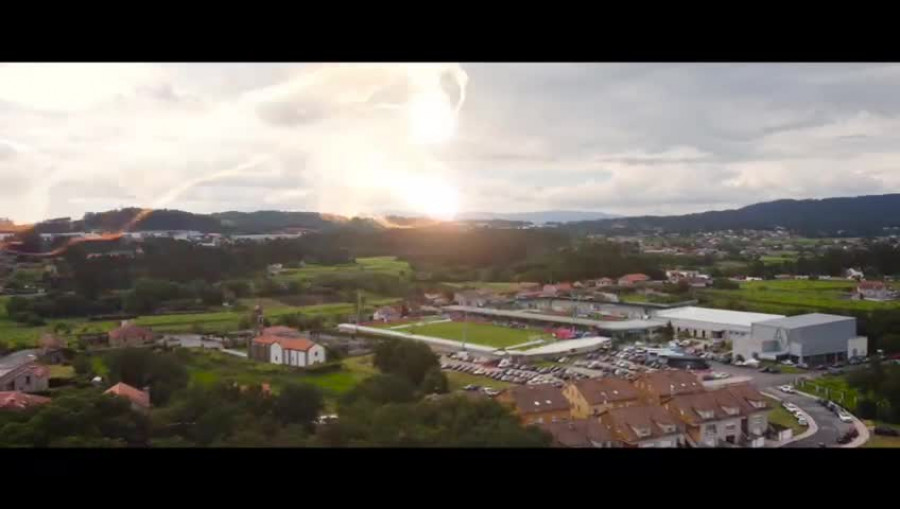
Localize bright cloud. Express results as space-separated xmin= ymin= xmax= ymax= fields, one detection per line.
xmin=0 ymin=63 xmax=898 ymax=223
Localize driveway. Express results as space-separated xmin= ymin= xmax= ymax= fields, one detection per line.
xmin=779 ymin=391 xmax=854 ymax=448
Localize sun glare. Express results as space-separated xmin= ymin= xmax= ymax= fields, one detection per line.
xmin=397 ymin=175 xmax=460 ymax=221
xmin=408 ymin=91 xmax=457 ymax=145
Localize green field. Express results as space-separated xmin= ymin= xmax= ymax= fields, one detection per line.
xmin=183 ymin=350 xmax=378 ymax=400
xmin=272 ymin=256 xmax=411 ymax=283
xmin=443 ymin=281 xmax=522 ymax=292
xmin=0 ymin=298 xmax=400 ymax=348
xmin=798 ymin=375 xmax=860 ymax=408
xmin=701 ymin=279 xmax=899 ymax=314
xmin=765 ymin=397 xmax=807 ymax=435
xmin=403 ymin=321 xmax=552 ymax=349
xmin=863 ymin=421 xmax=900 ymax=448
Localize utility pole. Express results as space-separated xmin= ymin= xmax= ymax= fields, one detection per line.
xmin=463 ymin=310 xmax=468 ymax=351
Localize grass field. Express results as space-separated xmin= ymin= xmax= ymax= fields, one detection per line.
xmin=798 ymin=375 xmax=860 ymax=408
xmin=765 ymin=397 xmax=807 ymax=435
xmin=183 ymin=350 xmax=378 ymax=401
xmin=272 ymin=256 xmax=411 ymax=283
xmin=0 ymin=298 xmax=401 ymax=348
xmin=443 ymin=281 xmax=523 ymax=292
xmin=404 ymin=321 xmax=553 ymax=349
xmin=700 ymin=279 xmax=899 ymax=314
xmin=863 ymin=421 xmax=900 ymax=448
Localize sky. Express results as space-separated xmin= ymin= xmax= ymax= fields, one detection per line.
xmin=1 ymin=62 xmax=899 ymax=224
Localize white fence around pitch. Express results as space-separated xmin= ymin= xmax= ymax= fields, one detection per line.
xmin=337 ymin=324 xmax=498 ymax=354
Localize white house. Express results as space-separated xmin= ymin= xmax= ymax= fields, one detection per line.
xmin=269 ymin=338 xmax=326 ymax=367
xmin=845 ymin=268 xmax=864 ymax=281
xmin=250 ymin=328 xmax=327 ymax=367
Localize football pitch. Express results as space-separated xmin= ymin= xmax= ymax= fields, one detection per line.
xmin=405 ymin=320 xmax=553 ymax=349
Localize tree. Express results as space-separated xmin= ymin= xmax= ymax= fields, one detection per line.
xmin=72 ymin=355 xmax=92 ymax=377
xmin=273 ymin=383 xmax=324 ymax=430
xmin=420 ymin=367 xmax=449 ymax=395
xmin=373 ymin=339 xmax=440 ymax=386
xmin=660 ymin=321 xmax=675 ymax=343
xmin=712 ymin=278 xmax=740 ymax=290
xmin=880 ymin=333 xmax=900 ymax=355
xmin=104 ymin=349 xmax=189 ymax=405
xmin=341 ymin=374 xmax=417 ymax=407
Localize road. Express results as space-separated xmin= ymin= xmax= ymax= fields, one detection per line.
xmin=705 ymin=361 xmax=854 ymax=447
xmin=162 ymin=334 xmax=223 ymax=349
xmin=780 ymin=391 xmax=854 ymax=448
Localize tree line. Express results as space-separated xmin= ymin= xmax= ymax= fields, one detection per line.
xmin=1 ymin=344 xmax=549 ymax=447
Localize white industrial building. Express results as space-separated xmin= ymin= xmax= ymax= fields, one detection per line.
xmin=654 ymin=306 xmax=785 ymax=342
xmin=735 ymin=313 xmax=868 ymax=366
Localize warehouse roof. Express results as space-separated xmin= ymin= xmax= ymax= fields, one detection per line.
xmin=514 ymin=336 xmax=611 ymax=356
xmin=655 ymin=306 xmax=784 ymax=328
xmin=755 ymin=313 xmax=855 ymax=329
xmin=443 ymin=305 xmax=664 ymax=331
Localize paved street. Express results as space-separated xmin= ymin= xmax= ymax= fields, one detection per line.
xmin=704 ymin=361 xmax=854 ymax=447
xmin=780 ymin=391 xmax=853 ymax=448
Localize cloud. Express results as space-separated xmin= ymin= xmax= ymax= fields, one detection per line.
xmin=0 ymin=63 xmax=898 ymax=223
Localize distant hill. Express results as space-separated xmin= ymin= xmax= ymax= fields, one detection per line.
xmin=458 ymin=210 xmax=618 ymax=224
xmin=211 ymin=210 xmax=351 ymax=234
xmin=564 ymin=194 xmax=900 ymax=237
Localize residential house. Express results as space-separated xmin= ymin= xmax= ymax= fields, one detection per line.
xmin=373 ymin=306 xmax=401 ymax=322
xmin=618 ymin=273 xmax=651 ymax=286
xmin=664 ymin=389 xmax=748 ymax=447
xmin=599 ymin=404 xmax=685 ymax=448
xmin=105 ymin=382 xmax=151 ymax=414
xmin=423 ymin=292 xmax=449 ymax=306
xmin=454 ymin=289 xmax=501 ymax=307
xmin=0 ymin=391 xmax=51 ymax=411
xmin=539 ymin=418 xmax=621 ymax=448
xmin=633 ymin=371 xmax=705 ymax=405
xmin=38 ymin=333 xmax=67 ymax=364
xmin=563 ymin=378 xmax=641 ymax=418
xmin=267 ymin=263 xmax=284 ymax=276
xmin=723 ymin=383 xmax=770 ymax=447
xmin=666 ymin=270 xmax=699 ymax=282
xmin=250 ymin=327 xmax=327 ymax=368
xmin=0 ymin=350 xmax=50 ymax=393
xmin=595 ymin=278 xmax=616 ymax=287
xmin=845 ymin=268 xmax=864 ymax=281
xmin=108 ymin=321 xmax=156 ymax=348
xmin=857 ymin=281 xmax=893 ymax=301
xmin=497 ymin=385 xmax=572 ymax=425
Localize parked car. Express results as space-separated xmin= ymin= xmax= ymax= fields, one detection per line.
xmin=797 ymin=417 xmax=808 ymax=426
xmin=778 ymin=385 xmax=795 ymax=394
xmin=838 ymin=412 xmax=853 ymax=423
xmin=874 ymin=426 xmax=900 ymax=437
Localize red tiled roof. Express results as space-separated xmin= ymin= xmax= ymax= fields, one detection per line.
xmin=252 ymin=335 xmax=317 ymax=351
xmin=0 ymin=391 xmax=51 ymax=411
xmin=277 ymin=337 xmax=317 ymax=351
xmin=600 ymin=404 xmax=683 ymax=443
xmin=619 ymin=273 xmax=651 ymax=283
xmin=508 ymin=385 xmax=570 ymax=415
xmin=666 ymin=389 xmax=747 ymax=425
xmin=571 ymin=378 xmax=640 ymax=406
xmin=105 ymin=382 xmax=151 ymax=409
xmin=539 ymin=419 xmax=616 ymax=447
xmin=637 ymin=371 xmax=705 ymax=398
